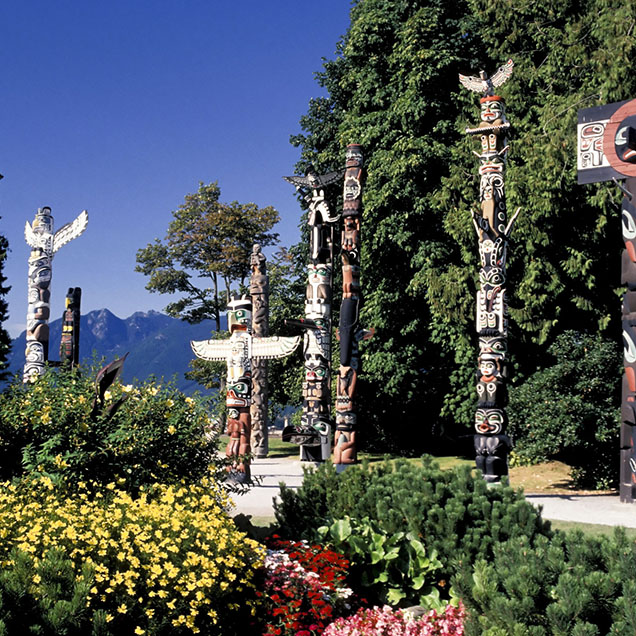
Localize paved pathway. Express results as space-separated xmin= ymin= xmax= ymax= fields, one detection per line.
xmin=228 ymin=456 xmax=636 ymax=528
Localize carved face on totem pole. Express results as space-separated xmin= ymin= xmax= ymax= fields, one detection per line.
xmin=480 ymin=97 xmax=506 ymax=126
xmin=227 ymin=297 xmax=252 ymax=334
xmin=474 ymin=408 xmax=506 ymax=435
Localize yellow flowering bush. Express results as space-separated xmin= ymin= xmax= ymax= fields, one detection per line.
xmin=0 ymin=476 xmax=264 ymax=635
xmin=0 ymin=366 xmax=224 ymax=491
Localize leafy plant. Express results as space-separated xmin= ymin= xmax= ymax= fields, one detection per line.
xmin=507 ymin=331 xmax=621 ymax=489
xmin=318 ymin=516 xmax=446 ymax=609
xmin=0 ymin=365 xmax=223 ymax=493
xmin=275 ymin=457 xmax=553 ymax=608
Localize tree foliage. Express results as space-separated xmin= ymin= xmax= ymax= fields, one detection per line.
xmin=507 ymin=331 xmax=621 ymax=489
xmin=0 ymin=225 xmax=10 ymax=382
xmin=291 ymin=0 xmax=634 ymax=449
xmin=135 ymin=182 xmax=279 ymax=330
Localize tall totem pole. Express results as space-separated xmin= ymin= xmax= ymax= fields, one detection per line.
xmin=249 ymin=244 xmax=270 ymax=458
xmin=191 ymin=296 xmax=300 ymax=483
xmin=577 ymin=96 xmax=636 ymax=502
xmin=334 ymin=144 xmax=371 ymax=469
xmin=59 ymin=287 xmax=82 ymax=368
xmin=283 ymin=168 xmax=343 ymax=462
xmin=23 ymin=207 xmax=88 ymax=381
xmin=459 ymin=60 xmax=518 ymax=483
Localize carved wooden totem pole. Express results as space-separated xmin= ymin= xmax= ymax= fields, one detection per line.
xmin=249 ymin=244 xmax=270 ymax=458
xmin=283 ymin=167 xmax=343 ymax=461
xmin=23 ymin=207 xmax=88 ymax=381
xmin=577 ymin=97 xmax=636 ymax=502
xmin=191 ymin=296 xmax=300 ymax=483
xmin=59 ymin=287 xmax=82 ymax=367
xmin=334 ymin=144 xmax=372 ymax=469
xmin=460 ymin=60 xmax=517 ymax=483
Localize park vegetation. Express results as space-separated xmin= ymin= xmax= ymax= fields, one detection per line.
xmin=0 ymin=0 xmax=635 ymax=634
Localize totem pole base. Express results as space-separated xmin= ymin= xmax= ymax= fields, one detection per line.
xmin=300 ymin=435 xmax=330 ymax=462
xmin=224 ymin=469 xmax=251 ymax=486
xmin=620 ymin=483 xmax=635 ymax=503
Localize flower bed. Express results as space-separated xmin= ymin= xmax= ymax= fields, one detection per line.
xmin=323 ymin=604 xmax=465 ymax=636
xmin=258 ymin=537 xmax=357 ymax=635
xmin=0 ymin=476 xmax=263 ymax=635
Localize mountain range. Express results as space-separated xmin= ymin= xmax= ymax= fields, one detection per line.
xmin=6 ymin=309 xmax=224 ymax=393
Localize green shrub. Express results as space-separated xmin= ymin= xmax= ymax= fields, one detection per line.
xmin=0 ymin=476 xmax=264 ymax=635
xmin=0 ymin=548 xmax=107 ymax=636
xmin=274 ymin=457 xmax=552 ymax=606
xmin=0 ymin=366 xmax=222 ymax=492
xmin=455 ymin=528 xmax=636 ymax=635
xmin=507 ymin=331 xmax=621 ymax=489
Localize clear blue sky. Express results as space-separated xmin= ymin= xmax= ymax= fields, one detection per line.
xmin=0 ymin=0 xmax=353 ymax=337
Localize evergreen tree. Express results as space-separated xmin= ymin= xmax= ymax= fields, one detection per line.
xmin=292 ymin=0 xmax=634 ymax=449
xmin=0 ymin=225 xmax=10 ymax=382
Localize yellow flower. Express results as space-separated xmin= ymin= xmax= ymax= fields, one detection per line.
xmin=117 ymin=604 xmax=127 ymax=614
xmin=167 ymin=425 xmax=176 ymax=435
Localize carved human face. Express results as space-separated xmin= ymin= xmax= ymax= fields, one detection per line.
xmin=346 ymin=145 xmax=363 ymax=167
xmin=480 ymin=99 xmax=504 ymax=123
xmin=475 ymin=408 xmax=504 ymax=434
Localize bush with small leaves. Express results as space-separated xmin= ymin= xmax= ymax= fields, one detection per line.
xmin=0 ymin=365 xmax=223 ymax=492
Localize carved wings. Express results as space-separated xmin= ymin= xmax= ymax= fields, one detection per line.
xmin=190 ymin=335 xmax=300 ymax=362
xmin=252 ymin=335 xmax=301 ymax=360
xmin=53 ymin=210 xmax=89 ymax=253
xmin=283 ymin=169 xmax=344 ymax=190
xmin=490 ymin=59 xmax=514 ymax=88
xmin=190 ymin=339 xmax=232 ymax=361
xmin=459 ymin=59 xmax=514 ymax=95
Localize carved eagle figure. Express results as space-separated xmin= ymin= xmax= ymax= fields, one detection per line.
xmin=283 ymin=167 xmax=344 ymax=192
xmin=459 ymin=59 xmax=514 ymax=96
xmin=24 ymin=209 xmax=89 ymax=254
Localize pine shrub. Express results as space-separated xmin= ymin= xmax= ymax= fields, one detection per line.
xmin=455 ymin=528 xmax=636 ymax=635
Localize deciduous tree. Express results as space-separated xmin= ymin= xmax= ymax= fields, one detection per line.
xmin=135 ymin=182 xmax=279 ymax=331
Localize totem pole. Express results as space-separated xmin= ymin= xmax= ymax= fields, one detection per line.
xmin=191 ymin=296 xmax=300 ymax=483
xmin=459 ymin=59 xmax=518 ymax=483
xmin=59 ymin=287 xmax=82 ymax=368
xmin=249 ymin=244 xmax=270 ymax=458
xmin=577 ymin=97 xmax=636 ymax=502
xmin=334 ymin=144 xmax=372 ymax=469
xmin=23 ymin=207 xmax=88 ymax=381
xmin=283 ymin=167 xmax=343 ymax=461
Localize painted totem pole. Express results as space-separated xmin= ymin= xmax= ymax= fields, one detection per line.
xmin=577 ymin=97 xmax=636 ymax=502
xmin=283 ymin=167 xmax=343 ymax=461
xmin=334 ymin=144 xmax=372 ymax=469
xmin=249 ymin=244 xmax=270 ymax=458
xmin=459 ymin=59 xmax=518 ymax=483
xmin=59 ymin=287 xmax=82 ymax=367
xmin=191 ymin=296 xmax=300 ymax=483
xmin=23 ymin=207 xmax=88 ymax=381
